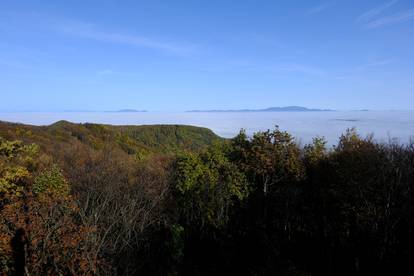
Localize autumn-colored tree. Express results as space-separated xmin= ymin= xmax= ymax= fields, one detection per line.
xmin=0 ymin=138 xmax=97 ymax=275
xmin=233 ymin=127 xmax=304 ymax=197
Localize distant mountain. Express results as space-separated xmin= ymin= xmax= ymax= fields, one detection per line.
xmin=262 ymin=106 xmax=333 ymax=112
xmin=188 ymin=106 xmax=333 ymax=112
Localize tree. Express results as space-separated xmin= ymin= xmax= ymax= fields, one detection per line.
xmin=174 ymin=143 xmax=249 ymax=229
xmin=0 ymin=138 xmax=97 ymax=275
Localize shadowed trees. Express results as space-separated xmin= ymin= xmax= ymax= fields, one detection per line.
xmin=0 ymin=138 xmax=97 ymax=275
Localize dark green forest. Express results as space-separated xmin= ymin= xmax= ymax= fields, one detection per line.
xmin=1 ymin=120 xmax=414 ymax=275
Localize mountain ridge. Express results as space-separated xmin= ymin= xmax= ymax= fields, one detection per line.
xmin=187 ymin=106 xmax=333 ymax=112
xmin=0 ymin=120 xmax=222 ymax=156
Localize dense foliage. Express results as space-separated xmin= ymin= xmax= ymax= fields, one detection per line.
xmin=0 ymin=121 xmax=222 ymax=158
xmin=1 ymin=121 xmax=414 ymax=275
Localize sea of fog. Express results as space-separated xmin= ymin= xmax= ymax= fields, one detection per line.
xmin=1 ymin=111 xmax=413 ymax=146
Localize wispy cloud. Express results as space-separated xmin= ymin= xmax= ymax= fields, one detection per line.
xmin=0 ymin=11 xmax=197 ymax=56
xmin=272 ymin=64 xmax=326 ymax=77
xmin=356 ymin=0 xmax=398 ymax=23
xmin=307 ymin=3 xmax=332 ymax=15
xmin=52 ymin=21 xmax=197 ymax=56
xmin=356 ymin=0 xmax=414 ymax=29
xmin=0 ymin=58 xmax=30 ymax=69
xmin=356 ymin=58 xmax=396 ymax=70
xmin=364 ymin=9 xmax=414 ymax=29
xmin=97 ymin=69 xmax=117 ymax=76
xmin=95 ymin=69 xmax=144 ymax=78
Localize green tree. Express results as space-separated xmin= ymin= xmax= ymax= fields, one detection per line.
xmin=304 ymin=136 xmax=328 ymax=165
xmin=33 ymin=165 xmax=70 ymax=196
xmin=174 ymin=144 xmax=249 ymax=228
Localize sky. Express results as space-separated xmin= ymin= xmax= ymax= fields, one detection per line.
xmin=1 ymin=0 xmax=414 ymax=111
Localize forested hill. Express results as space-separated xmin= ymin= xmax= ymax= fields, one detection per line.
xmin=0 ymin=120 xmax=223 ymax=156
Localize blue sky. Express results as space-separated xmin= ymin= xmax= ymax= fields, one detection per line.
xmin=1 ymin=0 xmax=414 ymax=111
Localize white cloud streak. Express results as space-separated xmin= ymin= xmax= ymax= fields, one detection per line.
xmin=307 ymin=3 xmax=331 ymax=15
xmin=52 ymin=21 xmax=197 ymax=56
xmin=356 ymin=0 xmax=398 ymax=23
xmin=272 ymin=64 xmax=326 ymax=77
xmin=95 ymin=69 xmax=146 ymax=78
xmin=97 ymin=69 xmax=117 ymax=76
xmin=0 ymin=58 xmax=31 ymax=69
xmin=356 ymin=0 xmax=414 ymax=29
xmin=364 ymin=9 xmax=414 ymax=29
xmin=356 ymin=59 xmax=396 ymax=70
xmin=0 ymin=11 xmax=197 ymax=56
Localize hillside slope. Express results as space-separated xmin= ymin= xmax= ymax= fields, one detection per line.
xmin=0 ymin=120 xmax=223 ymax=156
